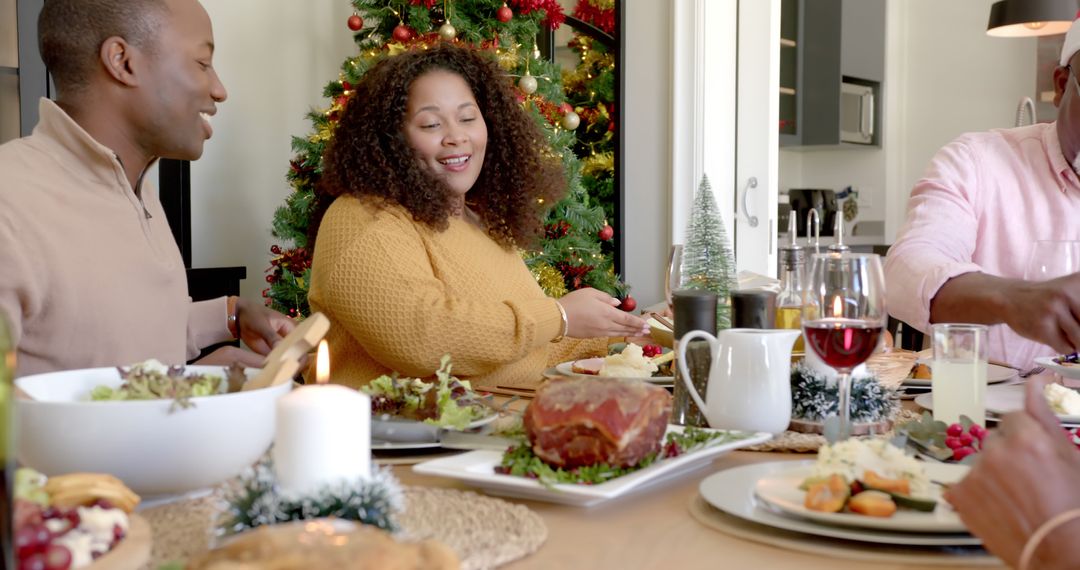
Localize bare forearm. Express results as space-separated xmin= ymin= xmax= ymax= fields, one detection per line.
xmin=928 ymin=272 xmax=1013 ymax=326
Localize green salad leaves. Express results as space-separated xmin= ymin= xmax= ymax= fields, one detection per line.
xmin=90 ymin=360 xmax=236 ymax=411
xmin=362 ymin=355 xmax=489 ymax=430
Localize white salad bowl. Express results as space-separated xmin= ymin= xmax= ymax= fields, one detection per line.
xmin=16 ymin=365 xmax=292 ymax=498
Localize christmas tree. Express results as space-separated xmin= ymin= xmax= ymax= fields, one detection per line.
xmin=562 ymin=0 xmax=617 ymax=239
xmin=265 ymin=0 xmax=630 ymax=318
xmin=680 ymin=174 xmax=737 ymax=330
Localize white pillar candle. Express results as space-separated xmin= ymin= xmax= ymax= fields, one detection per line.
xmin=273 ymin=341 xmax=371 ymax=497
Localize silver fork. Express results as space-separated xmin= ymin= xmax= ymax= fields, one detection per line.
xmin=1020 ymin=366 xmax=1045 ymax=378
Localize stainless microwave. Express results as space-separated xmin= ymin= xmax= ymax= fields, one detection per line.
xmin=840 ymin=82 xmax=874 ymax=144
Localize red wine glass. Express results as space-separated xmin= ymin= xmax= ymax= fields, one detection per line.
xmin=802 ymin=253 xmax=887 ymax=439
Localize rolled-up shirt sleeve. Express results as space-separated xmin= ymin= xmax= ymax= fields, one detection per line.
xmin=885 ymin=138 xmax=985 ymax=333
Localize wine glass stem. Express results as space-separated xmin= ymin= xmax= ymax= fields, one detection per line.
xmin=837 ymin=371 xmax=852 ymax=439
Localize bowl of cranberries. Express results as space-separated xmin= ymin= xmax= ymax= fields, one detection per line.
xmin=14 ymin=469 xmax=151 ymax=570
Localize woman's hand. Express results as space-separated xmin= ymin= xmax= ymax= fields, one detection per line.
xmin=946 ymin=377 xmax=1080 ymax=568
xmin=235 ymin=297 xmax=296 ymax=355
xmin=557 ymin=288 xmax=649 ymax=339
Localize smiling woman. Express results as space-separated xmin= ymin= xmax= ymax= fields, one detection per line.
xmin=305 ymin=43 xmax=649 ymax=390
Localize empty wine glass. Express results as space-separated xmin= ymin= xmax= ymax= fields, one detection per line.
xmin=664 ymin=244 xmax=684 ymax=310
xmin=801 ymin=253 xmax=887 ymax=439
xmin=1024 ymin=240 xmax=1080 ymax=281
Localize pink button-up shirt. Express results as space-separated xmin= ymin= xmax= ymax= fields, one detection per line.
xmin=885 ymin=121 xmax=1080 ymax=369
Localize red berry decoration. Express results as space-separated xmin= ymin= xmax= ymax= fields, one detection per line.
xmin=620 ymin=296 xmax=637 ymax=312
xmin=496 ymin=4 xmax=513 ymax=22
xmin=598 ymin=224 xmax=614 ymax=241
xmin=392 ymin=24 xmax=413 ymax=42
xmin=347 ymin=14 xmax=363 ymax=31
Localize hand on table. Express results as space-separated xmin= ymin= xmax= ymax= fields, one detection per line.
xmin=946 ymin=377 xmax=1080 ymax=568
xmin=557 ymin=288 xmax=649 ymax=339
xmin=1003 ymin=273 xmax=1080 ymax=355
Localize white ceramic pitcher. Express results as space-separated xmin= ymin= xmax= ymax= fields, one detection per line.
xmin=677 ymin=328 xmax=800 ymax=435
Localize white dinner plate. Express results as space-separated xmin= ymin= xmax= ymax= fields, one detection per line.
xmin=902 ymin=362 xmax=1016 ymax=387
xmin=699 ymin=461 xmax=980 ymax=546
xmin=412 ymin=425 xmax=771 ymax=507
xmin=915 ymin=385 xmax=1080 ymax=427
xmin=552 ymin=358 xmax=674 ymax=386
xmin=753 ymin=461 xmax=969 ymax=533
xmin=1035 ymin=356 xmax=1080 ymax=380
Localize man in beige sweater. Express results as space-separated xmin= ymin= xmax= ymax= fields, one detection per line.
xmin=0 ymin=0 xmax=294 ymax=377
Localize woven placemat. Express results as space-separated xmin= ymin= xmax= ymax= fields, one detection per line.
xmin=139 ymin=486 xmax=546 ymax=570
xmin=687 ymin=495 xmax=1004 ymax=567
xmin=743 ymin=408 xmax=922 ymax=453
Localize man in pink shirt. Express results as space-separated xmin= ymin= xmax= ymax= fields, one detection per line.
xmin=885 ymin=24 xmax=1080 ymax=370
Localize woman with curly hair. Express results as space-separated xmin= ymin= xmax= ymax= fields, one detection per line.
xmin=307 ymin=43 xmax=648 ymax=389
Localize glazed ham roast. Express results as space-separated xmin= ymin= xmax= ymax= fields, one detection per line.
xmin=524 ymin=378 xmax=672 ymax=469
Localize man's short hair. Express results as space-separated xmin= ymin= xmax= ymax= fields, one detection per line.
xmin=38 ymin=0 xmax=169 ymax=93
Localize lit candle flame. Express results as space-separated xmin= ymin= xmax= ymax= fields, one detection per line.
xmin=831 ymin=295 xmax=844 ymax=319
xmin=315 ymin=339 xmax=330 ymax=384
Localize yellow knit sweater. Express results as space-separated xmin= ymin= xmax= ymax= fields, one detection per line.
xmin=308 ymin=196 xmax=607 ymax=389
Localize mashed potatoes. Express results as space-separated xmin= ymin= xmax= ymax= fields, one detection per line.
xmin=1045 ymin=383 xmax=1080 ymax=415
xmin=600 ymin=344 xmax=658 ymax=378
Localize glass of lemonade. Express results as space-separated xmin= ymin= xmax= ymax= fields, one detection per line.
xmin=931 ymin=323 xmax=988 ymax=426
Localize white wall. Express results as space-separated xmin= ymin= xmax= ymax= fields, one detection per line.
xmin=780 ymin=0 xmax=1038 ymax=242
xmin=887 ymin=0 xmax=1037 ymax=240
xmin=622 ymin=0 xmax=672 ymax=307
xmin=189 ymin=0 xmax=355 ymax=302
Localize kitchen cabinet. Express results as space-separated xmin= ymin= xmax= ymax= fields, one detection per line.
xmin=780 ymin=0 xmax=885 ymax=147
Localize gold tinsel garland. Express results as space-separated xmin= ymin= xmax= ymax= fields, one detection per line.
xmin=530 ymin=262 xmax=568 ymax=298
xmin=586 ymin=0 xmax=615 ymax=10
xmin=581 ymin=152 xmax=614 ymax=178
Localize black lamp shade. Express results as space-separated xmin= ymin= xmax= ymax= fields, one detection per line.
xmin=987 ymin=0 xmax=1077 ymax=37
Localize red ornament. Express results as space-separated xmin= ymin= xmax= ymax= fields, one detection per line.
xmin=341 ymin=80 xmax=352 ymax=91
xmin=392 ymin=24 xmax=413 ymax=42
xmin=496 ymin=4 xmax=513 ymax=22
xmin=559 ymin=102 xmax=573 ymax=114
xmin=620 ymin=296 xmax=637 ymax=312
xmin=335 ymin=95 xmax=349 ymax=108
xmin=347 ymin=14 xmax=363 ymax=31
xmin=598 ymin=224 xmax=613 ymax=241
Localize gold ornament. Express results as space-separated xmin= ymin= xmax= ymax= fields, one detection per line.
xmin=531 ymin=262 xmax=568 ymax=298
xmin=518 ymin=73 xmax=538 ymax=94
xmin=438 ymin=22 xmax=457 ymax=41
xmin=561 ymin=111 xmax=580 ymax=130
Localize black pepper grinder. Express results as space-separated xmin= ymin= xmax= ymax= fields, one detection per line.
xmin=730 ymin=290 xmax=778 ymax=330
xmin=671 ymin=290 xmax=717 ymax=426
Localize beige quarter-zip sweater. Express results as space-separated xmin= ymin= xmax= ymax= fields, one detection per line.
xmin=0 ymin=99 xmax=231 ymax=377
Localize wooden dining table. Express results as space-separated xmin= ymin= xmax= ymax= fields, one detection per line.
xmin=391 ymin=384 xmax=1014 ymax=570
